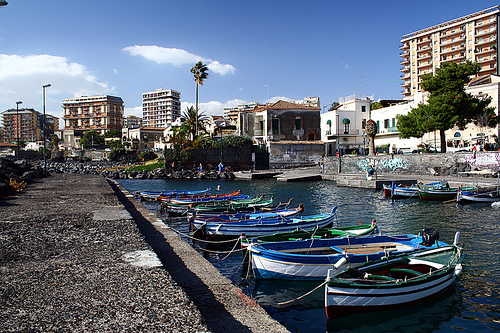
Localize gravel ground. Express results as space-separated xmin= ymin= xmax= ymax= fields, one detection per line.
xmin=0 ymin=173 xmax=210 ymax=332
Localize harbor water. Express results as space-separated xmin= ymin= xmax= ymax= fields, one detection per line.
xmin=118 ymin=178 xmax=500 ymax=332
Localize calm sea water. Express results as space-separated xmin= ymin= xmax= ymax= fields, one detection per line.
xmin=117 ymin=178 xmax=500 ymax=332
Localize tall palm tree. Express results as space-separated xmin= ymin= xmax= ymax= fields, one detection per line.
xmin=190 ymin=61 xmax=209 ymax=136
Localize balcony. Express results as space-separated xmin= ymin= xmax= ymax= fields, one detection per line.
xmin=254 ymin=129 xmax=264 ymax=136
xmin=400 ymin=58 xmax=410 ymax=65
xmin=476 ymin=17 xmax=496 ymax=27
xmin=417 ymin=52 xmax=432 ymax=60
xmin=440 ymin=27 xmax=465 ymax=39
xmin=441 ymin=54 xmax=466 ymax=63
xmin=475 ymin=46 xmax=497 ymax=55
xmin=399 ymin=43 xmax=410 ymax=50
xmin=400 ymin=66 xmax=410 ymax=72
xmin=416 ymin=37 xmax=432 ymax=45
xmin=476 ymin=36 xmax=497 ymax=46
xmin=418 ymin=61 xmax=433 ymax=69
xmin=440 ymin=35 xmax=465 ymax=47
xmin=475 ymin=26 xmax=497 ymax=37
xmin=400 ymin=81 xmax=410 ymax=87
xmin=477 ymin=56 xmax=497 ymax=64
xmin=441 ymin=44 xmax=465 ymax=55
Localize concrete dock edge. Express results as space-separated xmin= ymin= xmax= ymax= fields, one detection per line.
xmin=107 ymin=179 xmax=291 ymax=333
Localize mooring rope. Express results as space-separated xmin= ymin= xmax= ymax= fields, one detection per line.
xmin=276 ymin=281 xmax=327 ymax=306
xmin=168 ymin=226 xmax=239 ymax=244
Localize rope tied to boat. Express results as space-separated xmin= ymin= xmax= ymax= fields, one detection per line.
xmin=276 ymin=281 xmax=327 ymax=306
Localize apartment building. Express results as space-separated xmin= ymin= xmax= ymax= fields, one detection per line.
xmin=62 ymin=95 xmax=124 ymax=135
xmin=123 ymin=115 xmax=142 ymax=129
xmin=1 ymin=108 xmax=58 ymax=143
xmin=400 ymin=6 xmax=500 ymax=97
xmin=142 ymin=88 xmax=181 ymax=128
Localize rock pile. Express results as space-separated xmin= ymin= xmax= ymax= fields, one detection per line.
xmin=0 ymin=158 xmax=44 ymax=196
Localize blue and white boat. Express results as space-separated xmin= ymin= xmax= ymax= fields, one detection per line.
xmin=247 ymin=229 xmax=446 ymax=280
xmin=136 ymin=187 xmax=212 ymax=201
xmin=325 ymin=233 xmax=463 ymax=319
xmin=192 ymin=207 xmax=338 ymax=240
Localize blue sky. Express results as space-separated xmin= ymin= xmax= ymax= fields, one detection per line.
xmin=0 ymin=0 xmax=498 ymax=123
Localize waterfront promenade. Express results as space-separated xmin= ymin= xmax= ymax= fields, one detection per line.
xmin=0 ymin=173 xmax=289 ymax=333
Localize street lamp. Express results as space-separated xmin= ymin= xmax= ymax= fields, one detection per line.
xmin=336 ymin=113 xmax=341 ymax=173
xmin=15 ymin=101 xmax=22 ymax=160
xmin=362 ymin=130 xmax=366 ymax=156
xmin=42 ymin=83 xmax=51 ymax=175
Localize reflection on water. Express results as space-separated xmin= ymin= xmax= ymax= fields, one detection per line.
xmin=118 ymin=178 xmax=500 ymax=332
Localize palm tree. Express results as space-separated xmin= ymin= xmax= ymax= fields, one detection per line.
xmin=182 ymin=106 xmax=209 ymax=140
xmin=190 ymin=61 xmax=209 ymax=136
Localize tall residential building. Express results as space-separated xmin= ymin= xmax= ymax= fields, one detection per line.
xmin=1 ymin=108 xmax=58 ymax=143
xmin=62 ymin=95 xmax=124 ymax=135
xmin=400 ymin=6 xmax=499 ymax=97
xmin=142 ymin=88 xmax=181 ymax=128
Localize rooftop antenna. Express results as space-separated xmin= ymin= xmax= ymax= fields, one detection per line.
xmin=358 ymin=76 xmax=364 ymax=98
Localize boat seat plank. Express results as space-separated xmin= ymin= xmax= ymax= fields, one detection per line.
xmin=390 ymin=268 xmax=423 ymax=276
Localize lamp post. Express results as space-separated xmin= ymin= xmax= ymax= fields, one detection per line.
xmin=15 ymin=101 xmax=22 ymax=160
xmin=336 ymin=113 xmax=341 ymax=173
xmin=362 ymin=130 xmax=366 ymax=156
xmin=42 ymin=83 xmax=51 ymax=175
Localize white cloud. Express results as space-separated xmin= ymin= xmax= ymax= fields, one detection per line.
xmin=123 ymin=45 xmax=236 ymax=75
xmin=207 ymin=61 xmax=236 ymax=75
xmin=124 ymin=106 xmax=142 ymax=117
xmin=181 ymin=99 xmax=246 ymax=116
xmin=0 ymin=54 xmax=114 ymax=119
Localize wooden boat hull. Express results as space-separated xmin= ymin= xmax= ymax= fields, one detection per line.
xmin=457 ymin=187 xmax=500 ymax=203
xmin=418 ymin=188 xmax=457 ymax=201
xmin=240 ymin=221 xmax=378 ymax=247
xmin=192 ymin=207 xmax=338 ymax=240
xmin=248 ymin=233 xmax=447 ymax=280
xmin=325 ymin=244 xmax=463 ymax=319
xmin=383 ymin=182 xmax=442 ymax=199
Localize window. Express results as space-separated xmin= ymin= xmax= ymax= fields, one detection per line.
xmin=362 ymin=119 xmax=366 ymax=129
xmin=376 ymin=121 xmax=380 ymax=133
xmin=294 ymin=116 xmax=302 ymax=130
xmin=361 ymin=105 xmax=366 ymax=112
xmin=392 ymin=118 xmax=396 ymax=127
xmin=384 ymin=119 xmax=390 ymax=129
xmin=272 ymin=118 xmax=280 ymax=135
xmin=342 ymin=118 xmax=350 ymax=134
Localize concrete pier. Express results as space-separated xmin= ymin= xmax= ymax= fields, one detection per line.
xmin=0 ymin=173 xmax=289 ymax=333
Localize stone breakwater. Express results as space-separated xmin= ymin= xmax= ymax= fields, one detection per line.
xmin=44 ymin=160 xmax=236 ymax=180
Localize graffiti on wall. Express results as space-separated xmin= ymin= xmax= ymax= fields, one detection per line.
xmin=465 ymin=153 xmax=500 ymax=171
xmin=357 ymin=158 xmax=409 ymax=171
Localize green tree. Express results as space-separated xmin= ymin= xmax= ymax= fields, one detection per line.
xmin=214 ymin=135 xmax=253 ymax=148
xmin=371 ymin=102 xmax=383 ymax=110
xmin=190 ymin=61 xmax=209 ymax=136
xmin=104 ymin=130 xmax=121 ymax=138
xmin=48 ymin=134 xmax=61 ymax=151
xmin=397 ymin=61 xmax=497 ymax=152
xmin=80 ymin=130 xmax=104 ymax=148
xmin=182 ymin=106 xmax=209 ymax=141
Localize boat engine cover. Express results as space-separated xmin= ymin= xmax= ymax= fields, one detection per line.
xmin=422 ymin=227 xmax=440 ymax=246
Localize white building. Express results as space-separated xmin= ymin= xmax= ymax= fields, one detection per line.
xmin=400 ymin=6 xmax=500 ymax=98
xmin=320 ymin=93 xmax=372 ymax=156
xmin=142 ymin=88 xmax=181 ymax=128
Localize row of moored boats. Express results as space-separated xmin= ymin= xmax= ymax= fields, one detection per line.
xmin=135 ymin=187 xmax=464 ymax=319
xmin=383 ymin=180 xmax=500 ymax=203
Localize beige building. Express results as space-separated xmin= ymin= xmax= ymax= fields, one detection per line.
xmin=2 ymin=108 xmax=58 ymax=143
xmin=400 ymin=6 xmax=499 ymax=98
xmin=62 ymin=95 xmax=124 ymax=135
xmin=142 ymin=88 xmax=181 ymax=128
